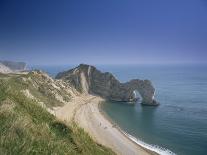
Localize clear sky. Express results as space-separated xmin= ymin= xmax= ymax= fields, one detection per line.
xmin=0 ymin=0 xmax=207 ymax=65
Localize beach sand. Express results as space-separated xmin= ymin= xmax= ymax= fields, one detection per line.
xmin=54 ymin=94 xmax=156 ymax=155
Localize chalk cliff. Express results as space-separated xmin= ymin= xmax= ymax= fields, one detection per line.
xmin=0 ymin=60 xmax=26 ymax=71
xmin=56 ymin=64 xmax=158 ymax=105
xmin=0 ymin=63 xmax=12 ymax=73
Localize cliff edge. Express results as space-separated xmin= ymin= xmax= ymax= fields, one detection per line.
xmin=56 ymin=64 xmax=158 ymax=105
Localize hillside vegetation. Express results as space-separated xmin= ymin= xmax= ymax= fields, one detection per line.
xmin=0 ymin=72 xmax=115 ymax=155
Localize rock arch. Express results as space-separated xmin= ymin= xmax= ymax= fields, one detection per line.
xmin=56 ymin=64 xmax=158 ymax=106
xmin=122 ymin=79 xmax=157 ymax=105
xmin=133 ymin=90 xmax=142 ymax=103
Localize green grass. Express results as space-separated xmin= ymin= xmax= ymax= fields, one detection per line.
xmin=0 ymin=74 xmax=115 ymax=155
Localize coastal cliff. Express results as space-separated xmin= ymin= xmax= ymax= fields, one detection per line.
xmin=56 ymin=64 xmax=158 ymax=105
xmin=0 ymin=63 xmax=12 ymax=73
xmin=0 ymin=65 xmax=157 ymax=155
xmin=0 ymin=70 xmax=115 ymax=155
xmin=0 ymin=60 xmax=26 ymax=73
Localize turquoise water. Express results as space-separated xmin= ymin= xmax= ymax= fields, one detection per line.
xmin=33 ymin=64 xmax=207 ymax=155
xmin=99 ymin=64 xmax=207 ymax=155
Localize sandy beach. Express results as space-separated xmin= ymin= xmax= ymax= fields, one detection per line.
xmin=54 ymin=94 xmax=156 ymax=155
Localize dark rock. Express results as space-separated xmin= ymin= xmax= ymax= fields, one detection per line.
xmin=56 ymin=64 xmax=159 ymax=105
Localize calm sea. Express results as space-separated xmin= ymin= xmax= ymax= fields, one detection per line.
xmin=32 ymin=64 xmax=207 ymax=155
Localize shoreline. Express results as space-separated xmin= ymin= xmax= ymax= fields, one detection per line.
xmin=73 ymin=95 xmax=156 ymax=155
xmin=54 ymin=94 xmax=174 ymax=155
xmin=99 ymin=101 xmax=176 ymax=155
xmin=98 ymin=102 xmax=159 ymax=155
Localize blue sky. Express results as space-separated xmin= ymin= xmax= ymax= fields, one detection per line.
xmin=0 ymin=0 xmax=207 ymax=65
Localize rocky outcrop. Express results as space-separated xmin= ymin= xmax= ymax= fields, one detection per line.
xmin=56 ymin=64 xmax=158 ymax=105
xmin=0 ymin=60 xmax=26 ymax=71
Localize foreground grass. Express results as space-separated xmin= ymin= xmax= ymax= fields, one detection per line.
xmin=0 ymin=74 xmax=115 ymax=155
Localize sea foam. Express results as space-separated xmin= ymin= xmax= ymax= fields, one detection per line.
xmin=122 ymin=131 xmax=176 ymax=155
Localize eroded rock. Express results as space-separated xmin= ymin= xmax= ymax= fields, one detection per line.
xmin=56 ymin=64 xmax=159 ymax=105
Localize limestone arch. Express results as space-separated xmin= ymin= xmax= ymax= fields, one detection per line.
xmin=132 ymin=90 xmax=143 ymax=103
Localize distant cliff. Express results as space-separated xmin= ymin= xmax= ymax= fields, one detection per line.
xmin=56 ymin=64 xmax=158 ymax=105
xmin=0 ymin=63 xmax=12 ymax=73
xmin=0 ymin=60 xmax=26 ymax=73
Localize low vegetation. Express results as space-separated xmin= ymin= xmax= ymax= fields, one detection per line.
xmin=0 ymin=73 xmax=115 ymax=155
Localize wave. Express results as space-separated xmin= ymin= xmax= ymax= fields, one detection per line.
xmin=122 ymin=131 xmax=176 ymax=155
xmin=101 ymin=102 xmax=176 ymax=155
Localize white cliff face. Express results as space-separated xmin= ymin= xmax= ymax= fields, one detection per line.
xmin=0 ymin=63 xmax=12 ymax=73
xmin=0 ymin=60 xmax=26 ymax=71
xmin=80 ymin=71 xmax=89 ymax=94
xmin=56 ymin=64 xmax=159 ymax=105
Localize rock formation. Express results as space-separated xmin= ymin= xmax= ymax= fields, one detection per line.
xmin=56 ymin=64 xmax=158 ymax=105
xmin=0 ymin=60 xmax=26 ymax=71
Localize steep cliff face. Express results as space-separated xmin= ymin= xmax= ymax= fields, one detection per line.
xmin=0 ymin=60 xmax=26 ymax=71
xmin=56 ymin=64 xmax=158 ymax=105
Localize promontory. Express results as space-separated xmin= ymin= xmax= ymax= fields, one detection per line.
xmin=56 ymin=64 xmax=158 ymax=105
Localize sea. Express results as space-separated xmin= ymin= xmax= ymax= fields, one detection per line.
xmin=31 ymin=64 xmax=207 ymax=155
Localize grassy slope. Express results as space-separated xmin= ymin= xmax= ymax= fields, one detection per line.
xmin=0 ymin=73 xmax=115 ymax=155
